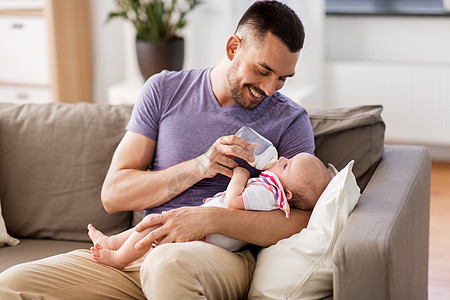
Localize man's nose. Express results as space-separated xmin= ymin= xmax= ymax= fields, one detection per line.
xmin=260 ymin=76 xmax=278 ymax=97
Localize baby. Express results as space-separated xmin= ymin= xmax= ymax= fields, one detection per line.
xmin=88 ymin=152 xmax=331 ymax=270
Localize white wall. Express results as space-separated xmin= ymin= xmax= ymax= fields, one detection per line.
xmin=325 ymin=16 xmax=450 ymax=64
xmin=324 ymin=15 xmax=450 ymax=157
xmin=183 ymin=0 xmax=250 ymax=70
xmin=283 ymin=0 xmax=326 ymax=107
xmin=89 ymin=0 xmax=124 ymax=103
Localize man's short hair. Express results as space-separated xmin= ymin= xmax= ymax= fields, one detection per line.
xmin=235 ymin=0 xmax=305 ymax=53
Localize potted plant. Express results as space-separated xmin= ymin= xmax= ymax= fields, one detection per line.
xmin=108 ymin=0 xmax=201 ymax=79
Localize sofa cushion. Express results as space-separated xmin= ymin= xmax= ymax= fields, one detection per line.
xmin=308 ymin=105 xmax=385 ymax=190
xmin=0 ymin=239 xmax=90 ymax=273
xmin=0 ymin=103 xmax=133 ymax=242
xmin=248 ymin=160 xmax=361 ymax=299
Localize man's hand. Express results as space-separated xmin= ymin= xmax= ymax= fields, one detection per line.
xmin=197 ymin=135 xmax=254 ymax=178
xmin=134 ymin=206 xmax=214 ymax=250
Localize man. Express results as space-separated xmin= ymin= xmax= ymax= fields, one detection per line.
xmin=0 ymin=1 xmax=314 ymax=299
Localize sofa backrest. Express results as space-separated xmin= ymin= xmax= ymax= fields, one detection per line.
xmin=0 ymin=103 xmax=134 ymax=242
xmin=308 ymin=105 xmax=385 ymax=190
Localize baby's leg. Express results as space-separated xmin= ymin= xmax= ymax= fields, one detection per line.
xmin=91 ymin=225 xmax=160 ymax=270
xmin=87 ymin=224 xmax=134 ymax=250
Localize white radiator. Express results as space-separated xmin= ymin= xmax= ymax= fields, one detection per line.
xmin=324 ymin=61 xmax=450 ymax=147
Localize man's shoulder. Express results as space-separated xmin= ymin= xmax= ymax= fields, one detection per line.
xmin=141 ymin=68 xmax=211 ymax=99
xmin=155 ymin=68 xmax=210 ymax=83
xmin=270 ymin=91 xmax=303 ymax=106
xmin=264 ymin=91 xmax=307 ymax=116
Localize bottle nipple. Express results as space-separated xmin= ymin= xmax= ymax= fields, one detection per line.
xmin=263 ymin=157 xmax=276 ymax=170
xmin=255 ymin=146 xmax=278 ymax=170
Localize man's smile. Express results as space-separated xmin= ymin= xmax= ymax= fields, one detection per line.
xmin=248 ymin=86 xmax=265 ymax=102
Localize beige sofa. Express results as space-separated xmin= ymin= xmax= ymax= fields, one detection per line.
xmin=0 ymin=102 xmax=430 ymax=299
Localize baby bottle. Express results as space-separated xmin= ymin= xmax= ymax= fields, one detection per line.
xmin=235 ymin=126 xmax=278 ymax=170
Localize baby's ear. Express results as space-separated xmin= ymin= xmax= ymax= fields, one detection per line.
xmin=285 ymin=189 xmax=293 ymax=201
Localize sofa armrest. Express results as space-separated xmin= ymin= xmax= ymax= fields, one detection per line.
xmin=332 ymin=145 xmax=431 ymax=300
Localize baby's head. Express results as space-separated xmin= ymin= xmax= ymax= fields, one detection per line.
xmin=267 ymin=153 xmax=331 ymax=210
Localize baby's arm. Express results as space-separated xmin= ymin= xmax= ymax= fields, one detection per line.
xmin=224 ymin=167 xmax=250 ymax=210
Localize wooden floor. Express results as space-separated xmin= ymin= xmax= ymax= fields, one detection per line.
xmin=429 ymin=162 xmax=450 ymax=299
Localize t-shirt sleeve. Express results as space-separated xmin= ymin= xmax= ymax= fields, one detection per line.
xmin=242 ymin=184 xmax=279 ymax=211
xmin=126 ymin=72 xmax=166 ymax=141
xmin=277 ymin=109 xmax=315 ymax=159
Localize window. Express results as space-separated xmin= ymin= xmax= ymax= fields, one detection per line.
xmin=326 ymin=0 xmax=450 ymax=16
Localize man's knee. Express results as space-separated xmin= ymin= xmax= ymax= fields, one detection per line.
xmin=140 ymin=241 xmax=255 ymax=300
xmin=141 ymin=243 xmax=202 ymax=285
xmin=141 ymin=242 xmax=214 ymax=299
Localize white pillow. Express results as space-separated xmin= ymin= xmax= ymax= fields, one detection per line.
xmin=0 ymin=203 xmax=20 ymax=247
xmin=248 ymin=160 xmax=360 ymax=299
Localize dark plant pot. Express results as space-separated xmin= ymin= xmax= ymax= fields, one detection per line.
xmin=136 ymin=37 xmax=185 ymax=80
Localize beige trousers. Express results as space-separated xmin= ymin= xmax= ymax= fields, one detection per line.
xmin=0 ymin=241 xmax=256 ymax=299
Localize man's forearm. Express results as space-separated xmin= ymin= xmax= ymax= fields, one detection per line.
xmin=207 ymin=207 xmax=311 ymax=247
xmin=101 ymin=131 xmax=254 ymax=214
xmin=101 ymin=157 xmax=205 ymax=213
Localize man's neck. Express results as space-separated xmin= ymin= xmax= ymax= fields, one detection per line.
xmin=210 ymin=58 xmax=235 ymax=107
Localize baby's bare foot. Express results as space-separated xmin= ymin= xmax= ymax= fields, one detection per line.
xmin=90 ymin=243 xmax=102 ymax=261
xmin=87 ymin=224 xmax=111 ymax=250
xmin=90 ymin=243 xmax=127 ymax=271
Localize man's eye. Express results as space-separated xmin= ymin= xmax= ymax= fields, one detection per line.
xmin=283 ymin=164 xmax=287 ymax=169
xmin=257 ymin=68 xmax=269 ymax=76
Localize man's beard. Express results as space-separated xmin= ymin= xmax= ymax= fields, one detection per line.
xmin=226 ymin=64 xmax=262 ymax=110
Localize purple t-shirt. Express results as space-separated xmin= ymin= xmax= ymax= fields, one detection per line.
xmin=126 ymin=68 xmax=315 ymax=216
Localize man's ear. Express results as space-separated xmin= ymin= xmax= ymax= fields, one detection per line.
xmin=285 ymin=189 xmax=293 ymax=201
xmin=226 ymin=34 xmax=241 ymax=61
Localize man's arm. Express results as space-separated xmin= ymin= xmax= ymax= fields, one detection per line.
xmin=101 ymin=131 xmax=254 ymax=213
xmin=134 ymin=206 xmax=310 ymax=249
xmin=213 ymin=207 xmax=310 ymax=246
